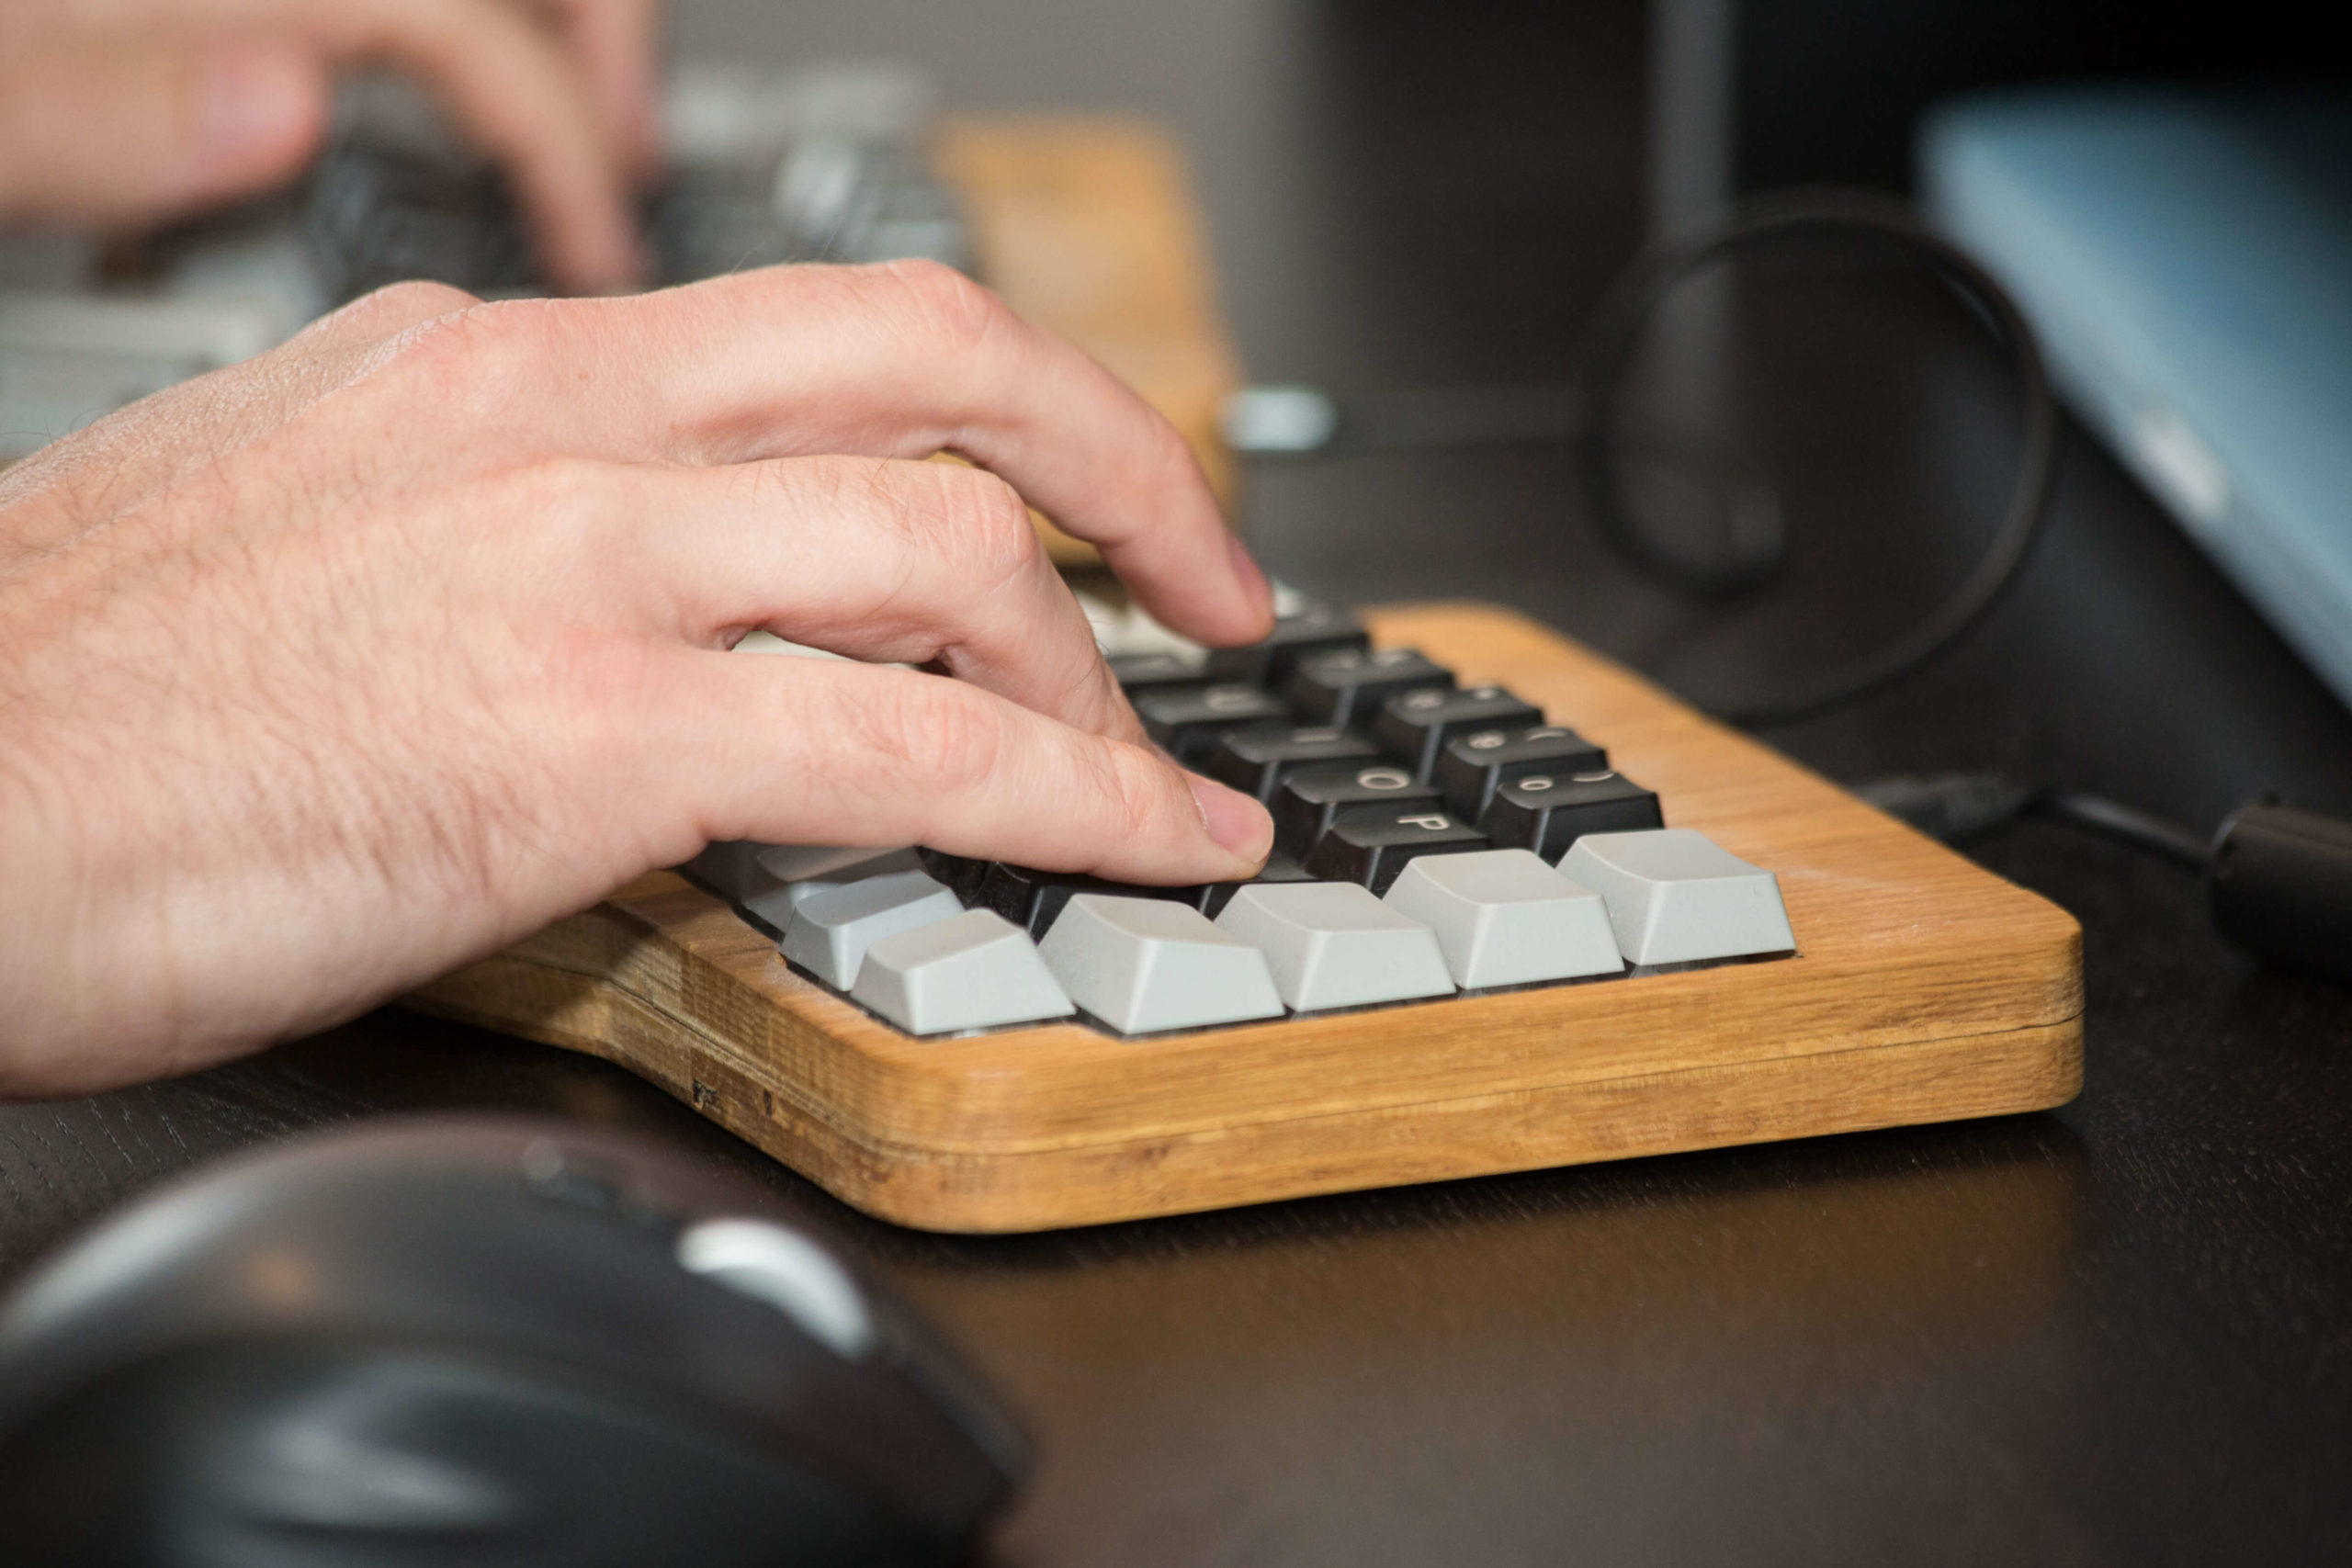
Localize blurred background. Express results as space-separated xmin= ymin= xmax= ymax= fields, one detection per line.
xmin=666 ymin=0 xmax=2352 ymax=836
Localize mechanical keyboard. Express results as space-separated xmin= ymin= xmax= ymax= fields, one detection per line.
xmin=685 ymin=592 xmax=1798 ymax=1039
xmin=414 ymin=599 xmax=2084 ymax=1234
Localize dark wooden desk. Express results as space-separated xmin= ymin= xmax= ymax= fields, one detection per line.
xmin=6 ymin=3 xmax=2350 ymax=1562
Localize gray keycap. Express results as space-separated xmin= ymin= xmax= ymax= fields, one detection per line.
xmin=1381 ymin=849 xmax=1624 ymax=987
xmin=1213 ymin=882 xmax=1455 ymax=1012
xmin=1038 ymin=895 xmax=1285 ymax=1033
xmin=1558 ymin=829 xmax=1796 ymax=966
xmin=742 ymin=846 xmax=922 ymax=930
xmin=851 ymin=909 xmax=1077 ymax=1033
xmin=780 ymin=870 xmax=963 ymax=988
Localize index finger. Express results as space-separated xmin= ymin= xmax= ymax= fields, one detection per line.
xmin=445 ymin=263 xmax=1278 ymax=648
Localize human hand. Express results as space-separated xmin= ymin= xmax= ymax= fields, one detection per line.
xmin=0 ymin=262 xmax=1276 ymax=1096
xmin=0 ymin=0 xmax=658 ymax=291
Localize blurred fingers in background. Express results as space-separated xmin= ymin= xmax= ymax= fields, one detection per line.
xmin=0 ymin=0 xmax=662 ymax=291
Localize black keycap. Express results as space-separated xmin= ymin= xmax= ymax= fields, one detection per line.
xmin=1304 ymin=807 xmax=1489 ymax=895
xmin=1435 ymin=724 xmax=1609 ymax=822
xmin=1484 ymin=771 xmax=1665 ymax=862
xmin=1285 ymin=646 xmax=1455 ymax=726
xmin=1272 ymin=763 xmax=1443 ymax=860
xmin=1204 ymin=726 xmax=1384 ymax=803
xmin=1197 ymin=852 xmax=1317 ymax=918
xmin=1136 ymin=684 xmax=1293 ymax=763
xmin=1107 ymin=650 xmax=1209 ymax=694
xmin=1370 ymin=685 xmax=1546 ymax=781
xmin=916 ymin=847 xmax=989 ymax=905
xmin=1203 ymin=601 xmax=1370 ymax=687
xmin=974 ymin=863 xmax=1202 ymax=938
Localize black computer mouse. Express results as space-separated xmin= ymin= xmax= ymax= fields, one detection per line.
xmin=0 ymin=1116 xmax=1028 ymax=1567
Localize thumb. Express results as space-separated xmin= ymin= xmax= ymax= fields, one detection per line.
xmin=0 ymin=41 xmax=329 ymax=228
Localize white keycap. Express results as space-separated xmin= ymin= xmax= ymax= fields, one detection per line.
xmin=1381 ymin=849 xmax=1624 ymax=988
xmin=741 ymin=846 xmax=922 ymax=930
xmin=1213 ymin=882 xmax=1455 ymax=1012
xmin=1038 ymin=896 xmax=1285 ymax=1033
xmin=852 ymin=909 xmax=1077 ymax=1034
xmin=1558 ymin=829 xmax=1796 ymax=967
xmin=780 ymin=870 xmax=963 ymax=989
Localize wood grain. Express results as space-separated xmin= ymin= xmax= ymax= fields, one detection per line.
xmin=410 ymin=602 xmax=2084 ymax=1232
xmin=935 ymin=118 xmax=1245 ymax=563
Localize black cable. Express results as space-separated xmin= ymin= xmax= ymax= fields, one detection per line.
xmin=1567 ymin=189 xmax=2060 ymax=728
xmin=1858 ymin=773 xmax=2352 ymax=989
xmin=1228 ymin=188 xmax=2063 ymax=732
xmin=2030 ymin=790 xmax=2211 ymax=871
xmin=1855 ymin=773 xmax=2211 ymax=870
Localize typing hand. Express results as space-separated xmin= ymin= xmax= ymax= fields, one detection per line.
xmin=0 ymin=263 xmax=1276 ymax=1094
xmin=0 ymin=0 xmax=660 ymax=292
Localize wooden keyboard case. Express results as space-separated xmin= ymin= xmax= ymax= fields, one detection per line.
xmin=410 ymin=599 xmax=2083 ymax=1233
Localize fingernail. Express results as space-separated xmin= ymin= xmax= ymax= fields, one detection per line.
xmin=1225 ymin=530 xmax=1276 ymax=626
xmin=1185 ymin=772 xmax=1273 ymax=865
xmin=195 ymin=45 xmax=317 ymax=161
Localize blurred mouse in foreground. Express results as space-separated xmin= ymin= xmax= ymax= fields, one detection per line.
xmin=0 ymin=1117 xmax=1028 ymax=1567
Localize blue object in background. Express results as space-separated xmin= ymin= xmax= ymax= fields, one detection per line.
xmin=1921 ymin=88 xmax=2352 ymax=711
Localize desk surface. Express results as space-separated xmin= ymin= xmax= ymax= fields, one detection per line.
xmin=6 ymin=4 xmax=2351 ymax=1563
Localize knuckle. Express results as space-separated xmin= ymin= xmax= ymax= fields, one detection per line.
xmin=1149 ymin=412 xmax=1202 ymax=482
xmin=857 ymin=674 xmax=1006 ymax=795
xmin=352 ymin=279 xmax=481 ymax=323
xmin=1030 ymin=728 xmax=1172 ymax=846
xmin=1122 ymin=399 xmax=1205 ymax=499
xmin=1105 ymin=742 xmax=1183 ymax=842
xmin=872 ymin=257 xmax=1008 ymax=353
xmin=500 ymin=456 xmax=616 ymax=532
xmin=374 ymin=295 xmax=554 ymax=407
xmin=922 ymin=466 xmax=1044 ymax=588
xmin=297 ymin=280 xmax=481 ymax=348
